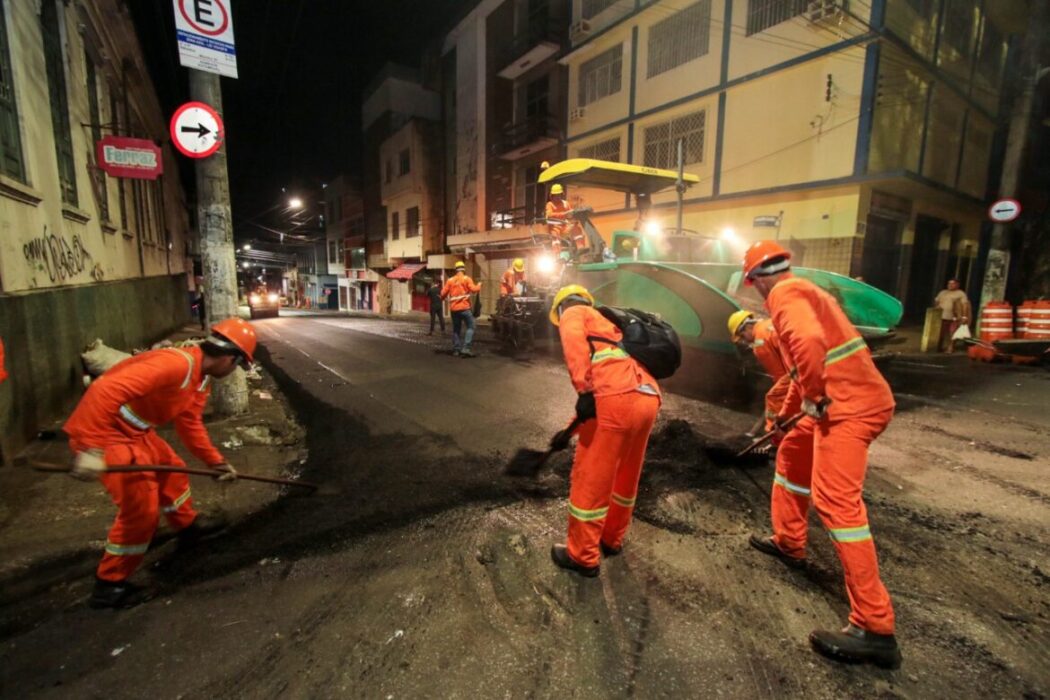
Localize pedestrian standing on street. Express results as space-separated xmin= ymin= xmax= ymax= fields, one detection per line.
xmin=729 ymin=311 xmax=790 ymax=441
xmin=933 ymin=280 xmax=971 ymax=353
xmin=440 ymin=261 xmax=481 ymax=357
xmin=547 ymin=284 xmax=661 ymax=578
xmin=742 ymin=241 xmax=901 ymax=669
xmin=63 ymin=318 xmax=256 ymax=610
xmin=427 ymin=279 xmax=445 ymax=335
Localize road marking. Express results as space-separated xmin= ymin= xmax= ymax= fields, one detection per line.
xmin=317 ymin=361 xmax=352 ymax=383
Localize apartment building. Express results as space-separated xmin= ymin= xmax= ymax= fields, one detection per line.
xmin=0 ymin=0 xmax=195 ymax=460
xmin=560 ymin=0 xmax=1016 ymax=321
xmin=361 ymin=65 xmax=440 ymax=314
xmin=380 ymin=118 xmax=445 ymax=314
xmin=323 ymin=175 xmax=366 ymax=311
xmin=441 ymin=0 xmax=570 ymax=313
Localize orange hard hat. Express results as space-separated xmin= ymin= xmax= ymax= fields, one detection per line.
xmin=209 ymin=317 xmax=257 ymax=363
xmin=742 ymin=240 xmax=791 ymax=284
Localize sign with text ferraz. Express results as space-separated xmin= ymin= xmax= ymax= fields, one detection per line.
xmin=96 ymin=136 xmax=163 ymax=180
xmin=173 ymin=0 xmax=238 ymax=79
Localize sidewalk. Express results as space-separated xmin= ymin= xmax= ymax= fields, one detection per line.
xmin=0 ymin=324 xmax=305 ymax=624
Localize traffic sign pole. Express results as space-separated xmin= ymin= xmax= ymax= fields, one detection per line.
xmin=190 ymin=68 xmax=247 ymax=415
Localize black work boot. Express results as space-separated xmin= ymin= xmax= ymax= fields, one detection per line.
xmin=810 ymin=624 xmax=903 ymax=669
xmin=89 ymin=578 xmax=149 ymax=610
xmin=176 ymin=513 xmax=229 ymax=547
xmin=600 ymin=541 xmax=623 ymax=557
xmin=550 ymin=544 xmax=600 ymax=578
xmin=748 ymin=533 xmax=806 ymax=569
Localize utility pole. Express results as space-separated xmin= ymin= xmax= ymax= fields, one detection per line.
xmin=979 ymin=1 xmax=1047 ymax=309
xmin=190 ymin=69 xmax=248 ymax=415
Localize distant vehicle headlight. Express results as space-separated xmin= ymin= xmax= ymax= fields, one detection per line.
xmin=267 ymin=293 xmax=279 ymax=303
xmin=249 ymin=294 xmax=261 ymax=304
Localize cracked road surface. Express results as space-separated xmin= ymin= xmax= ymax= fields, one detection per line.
xmin=1 ymin=313 xmax=1048 ymax=698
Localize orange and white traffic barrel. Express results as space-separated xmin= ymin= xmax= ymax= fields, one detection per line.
xmin=1025 ymin=300 xmax=1050 ymax=340
xmin=978 ymin=302 xmax=1014 ymax=342
xmin=1017 ymin=300 xmax=1035 ymax=337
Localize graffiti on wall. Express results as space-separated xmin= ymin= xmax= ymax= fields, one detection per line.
xmin=22 ymin=227 xmax=97 ymax=284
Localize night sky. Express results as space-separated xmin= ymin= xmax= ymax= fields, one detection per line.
xmin=130 ymin=0 xmax=466 ymax=241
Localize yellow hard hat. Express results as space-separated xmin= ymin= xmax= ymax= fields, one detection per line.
xmin=512 ymin=258 xmax=525 ymax=272
xmin=540 ymin=161 xmax=550 ymax=170
xmin=727 ymin=309 xmax=755 ymax=339
xmin=550 ymin=184 xmax=564 ymax=196
xmin=454 ymin=260 xmax=466 ymax=270
xmin=549 ymin=284 xmax=594 ymax=326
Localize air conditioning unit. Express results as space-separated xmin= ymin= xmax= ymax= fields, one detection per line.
xmin=569 ymin=107 xmax=586 ymax=122
xmin=806 ymin=0 xmax=845 ymax=24
xmin=570 ymin=19 xmax=591 ymax=42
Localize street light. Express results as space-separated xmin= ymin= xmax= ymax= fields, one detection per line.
xmin=288 ymin=197 xmax=303 ymax=209
xmin=242 ymin=243 xmax=251 ymax=251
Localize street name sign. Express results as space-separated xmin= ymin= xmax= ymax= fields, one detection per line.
xmin=170 ymin=101 xmax=224 ymax=158
xmin=753 ymin=215 xmax=780 ymax=228
xmin=173 ymin=0 xmax=238 ymax=79
xmin=96 ymin=136 xmax=163 ymax=179
xmin=988 ymin=198 xmax=1021 ymax=223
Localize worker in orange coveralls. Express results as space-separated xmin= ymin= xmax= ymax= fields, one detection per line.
xmin=547 ymin=284 xmax=661 ymax=578
xmin=499 ymin=258 xmax=527 ymax=298
xmin=728 ymin=311 xmax=790 ymax=435
xmin=545 ymin=184 xmax=574 ymax=258
xmin=742 ymin=241 xmax=901 ymax=669
xmin=441 ymin=260 xmax=482 ymax=357
xmin=64 ymin=318 xmax=256 ymax=609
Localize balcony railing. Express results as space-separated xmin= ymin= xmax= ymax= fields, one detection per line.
xmin=497 ymin=16 xmax=565 ymax=79
xmin=496 ymin=114 xmax=560 ymax=159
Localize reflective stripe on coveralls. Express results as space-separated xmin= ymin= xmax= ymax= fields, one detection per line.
xmin=105 ymin=540 xmax=150 ymax=556
xmin=785 ymin=337 xmax=867 ymax=381
xmin=773 ymin=472 xmax=811 ymax=497
xmin=161 ymin=486 xmax=193 ymax=514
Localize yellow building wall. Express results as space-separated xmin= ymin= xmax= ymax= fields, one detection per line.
xmin=727 ymin=0 xmax=874 ymax=81
xmin=566 ymin=27 xmax=631 ymax=137
xmin=720 ymin=52 xmax=864 ymax=194
xmin=632 ymin=0 xmax=724 ymax=115
xmin=0 ymin=0 xmax=191 ymax=294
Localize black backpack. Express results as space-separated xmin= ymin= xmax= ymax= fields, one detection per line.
xmin=588 ymin=306 xmax=682 ymax=379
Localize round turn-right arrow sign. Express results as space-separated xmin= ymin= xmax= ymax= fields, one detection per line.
xmin=170 ymin=101 xmax=224 ymax=159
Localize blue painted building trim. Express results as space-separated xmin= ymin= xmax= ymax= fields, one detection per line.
xmin=577 ymin=168 xmax=986 ymax=221
xmin=567 ymin=31 xmax=875 ymax=144
xmin=628 ymin=25 xmax=639 ymax=117
xmin=626 ymin=123 xmax=634 ymax=164
xmin=712 ymin=0 xmax=732 ymax=196
xmin=564 ymin=3 xmax=648 ymax=57
xmin=852 ymin=0 xmax=885 ymax=176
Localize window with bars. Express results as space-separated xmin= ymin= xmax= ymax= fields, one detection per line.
xmin=582 ymin=0 xmax=619 ymax=19
xmin=405 ymin=206 xmax=420 ymax=238
xmin=643 ymin=111 xmax=705 ymax=169
xmin=41 ymin=0 xmax=77 ymax=205
xmin=578 ymin=44 xmax=623 ymax=107
xmin=647 ymin=1 xmax=712 ymax=78
xmin=0 ymin=0 xmax=24 ymax=182
xmin=85 ymin=52 xmax=109 ymax=222
xmin=577 ymin=137 xmax=621 ymax=162
xmin=399 ymin=148 xmax=410 ymax=175
xmin=745 ymin=0 xmax=805 ymax=36
xmin=390 ymin=211 xmax=399 ymax=240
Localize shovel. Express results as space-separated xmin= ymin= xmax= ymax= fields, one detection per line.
xmin=734 ymin=411 xmax=806 ymax=459
xmin=504 ymin=417 xmax=583 ymax=477
xmin=31 ymin=461 xmax=319 ymax=492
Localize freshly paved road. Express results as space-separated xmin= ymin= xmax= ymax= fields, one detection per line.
xmin=1 ymin=313 xmax=1047 ymax=699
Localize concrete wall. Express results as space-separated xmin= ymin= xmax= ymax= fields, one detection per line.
xmin=0 ymin=273 xmax=190 ymax=465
